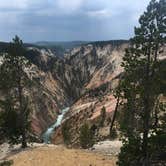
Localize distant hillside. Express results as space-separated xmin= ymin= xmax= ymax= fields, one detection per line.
xmin=88 ymin=40 xmax=129 ymax=47
xmin=35 ymin=40 xmax=129 ymax=49
xmin=35 ymin=41 xmax=89 ymax=57
xmin=0 ymin=42 xmax=42 ymax=53
xmin=34 ymin=40 xmax=129 ymax=57
xmin=35 ymin=41 xmax=89 ymax=49
xmin=0 ymin=40 xmax=129 ymax=58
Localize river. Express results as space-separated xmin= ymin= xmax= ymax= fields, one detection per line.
xmin=42 ymin=107 xmax=70 ymax=144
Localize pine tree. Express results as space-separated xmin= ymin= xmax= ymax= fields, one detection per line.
xmin=99 ymin=106 xmax=106 ymax=127
xmin=0 ymin=36 xmax=31 ymax=148
xmin=62 ymin=121 xmax=71 ymax=145
xmin=116 ymin=0 xmax=166 ymax=165
xmin=79 ymin=123 xmax=94 ymax=149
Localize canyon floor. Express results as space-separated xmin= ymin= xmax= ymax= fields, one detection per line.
xmin=0 ymin=141 xmax=122 ymax=166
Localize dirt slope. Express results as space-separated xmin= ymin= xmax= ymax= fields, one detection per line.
xmin=7 ymin=145 xmax=117 ymax=166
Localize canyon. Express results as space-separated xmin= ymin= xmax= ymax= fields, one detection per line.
xmin=28 ymin=40 xmax=128 ymax=144
xmin=32 ymin=41 xmax=128 ymax=141
xmin=1 ymin=40 xmax=165 ymax=145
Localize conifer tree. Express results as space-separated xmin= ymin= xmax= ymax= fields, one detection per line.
xmin=116 ymin=0 xmax=166 ymax=165
xmin=99 ymin=106 xmax=106 ymax=127
xmin=0 ymin=36 xmax=31 ymax=148
xmin=79 ymin=123 xmax=94 ymax=149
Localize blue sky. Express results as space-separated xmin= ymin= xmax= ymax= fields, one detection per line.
xmin=0 ymin=0 xmax=150 ymax=42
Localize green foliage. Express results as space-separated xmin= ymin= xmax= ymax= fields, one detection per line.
xmin=99 ymin=106 xmax=106 ymax=127
xmin=117 ymin=137 xmax=142 ymax=166
xmin=87 ymin=83 xmax=109 ymax=98
xmin=0 ymin=160 xmax=13 ymax=166
xmin=116 ymin=0 xmax=166 ymax=165
xmin=62 ymin=121 xmax=71 ymax=145
xmin=88 ymin=40 xmax=128 ymax=48
xmin=79 ymin=123 xmax=94 ymax=149
xmin=0 ymin=99 xmax=20 ymax=144
xmin=110 ymin=128 xmax=118 ymax=140
xmin=0 ymin=36 xmax=31 ymax=148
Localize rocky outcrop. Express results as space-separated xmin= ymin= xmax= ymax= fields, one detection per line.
xmin=52 ymin=41 xmax=128 ymax=100
xmin=24 ymin=49 xmax=72 ymax=136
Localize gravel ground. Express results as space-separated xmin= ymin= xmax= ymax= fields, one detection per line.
xmin=90 ymin=140 xmax=122 ymax=156
xmin=0 ymin=140 xmax=122 ymax=166
xmin=0 ymin=143 xmax=47 ymax=161
xmin=1 ymin=145 xmax=117 ymax=166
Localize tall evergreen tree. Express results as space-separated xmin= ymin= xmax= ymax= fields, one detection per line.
xmin=116 ymin=0 xmax=166 ymax=165
xmin=0 ymin=36 xmax=31 ymax=148
xmin=99 ymin=106 xmax=106 ymax=127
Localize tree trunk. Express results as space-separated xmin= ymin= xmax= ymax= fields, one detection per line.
xmin=142 ymin=44 xmax=151 ymax=166
xmin=142 ymin=97 xmax=150 ymax=166
xmin=18 ymin=73 xmax=27 ymax=148
xmin=142 ymin=40 xmax=159 ymax=165
xmin=110 ymin=95 xmax=120 ymax=133
xmin=21 ymin=128 xmax=27 ymax=148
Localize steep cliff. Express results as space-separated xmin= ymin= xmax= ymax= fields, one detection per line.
xmin=51 ymin=41 xmax=129 ymax=145
xmin=52 ymin=42 xmax=166 ymax=146
xmin=0 ymin=40 xmax=129 ymax=140
xmin=0 ymin=46 xmax=70 ymax=137
xmin=26 ymin=41 xmax=129 ymax=139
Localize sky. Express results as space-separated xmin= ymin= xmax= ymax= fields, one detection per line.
xmin=0 ymin=0 xmax=150 ymax=42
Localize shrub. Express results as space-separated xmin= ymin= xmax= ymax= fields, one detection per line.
xmin=79 ymin=123 xmax=94 ymax=149
xmin=99 ymin=106 xmax=106 ymax=127
xmin=62 ymin=121 xmax=71 ymax=145
xmin=110 ymin=127 xmax=118 ymax=140
xmin=0 ymin=160 xmax=13 ymax=166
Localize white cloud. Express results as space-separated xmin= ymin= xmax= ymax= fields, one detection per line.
xmin=0 ymin=0 xmax=29 ymax=9
xmin=86 ymin=9 xmax=111 ymax=19
xmin=0 ymin=10 xmax=21 ymax=26
xmin=79 ymin=0 xmax=149 ymax=20
xmin=35 ymin=0 xmax=87 ymax=16
xmin=55 ymin=0 xmax=85 ymax=13
xmin=0 ymin=0 xmax=47 ymax=10
xmin=0 ymin=0 xmax=152 ymax=41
